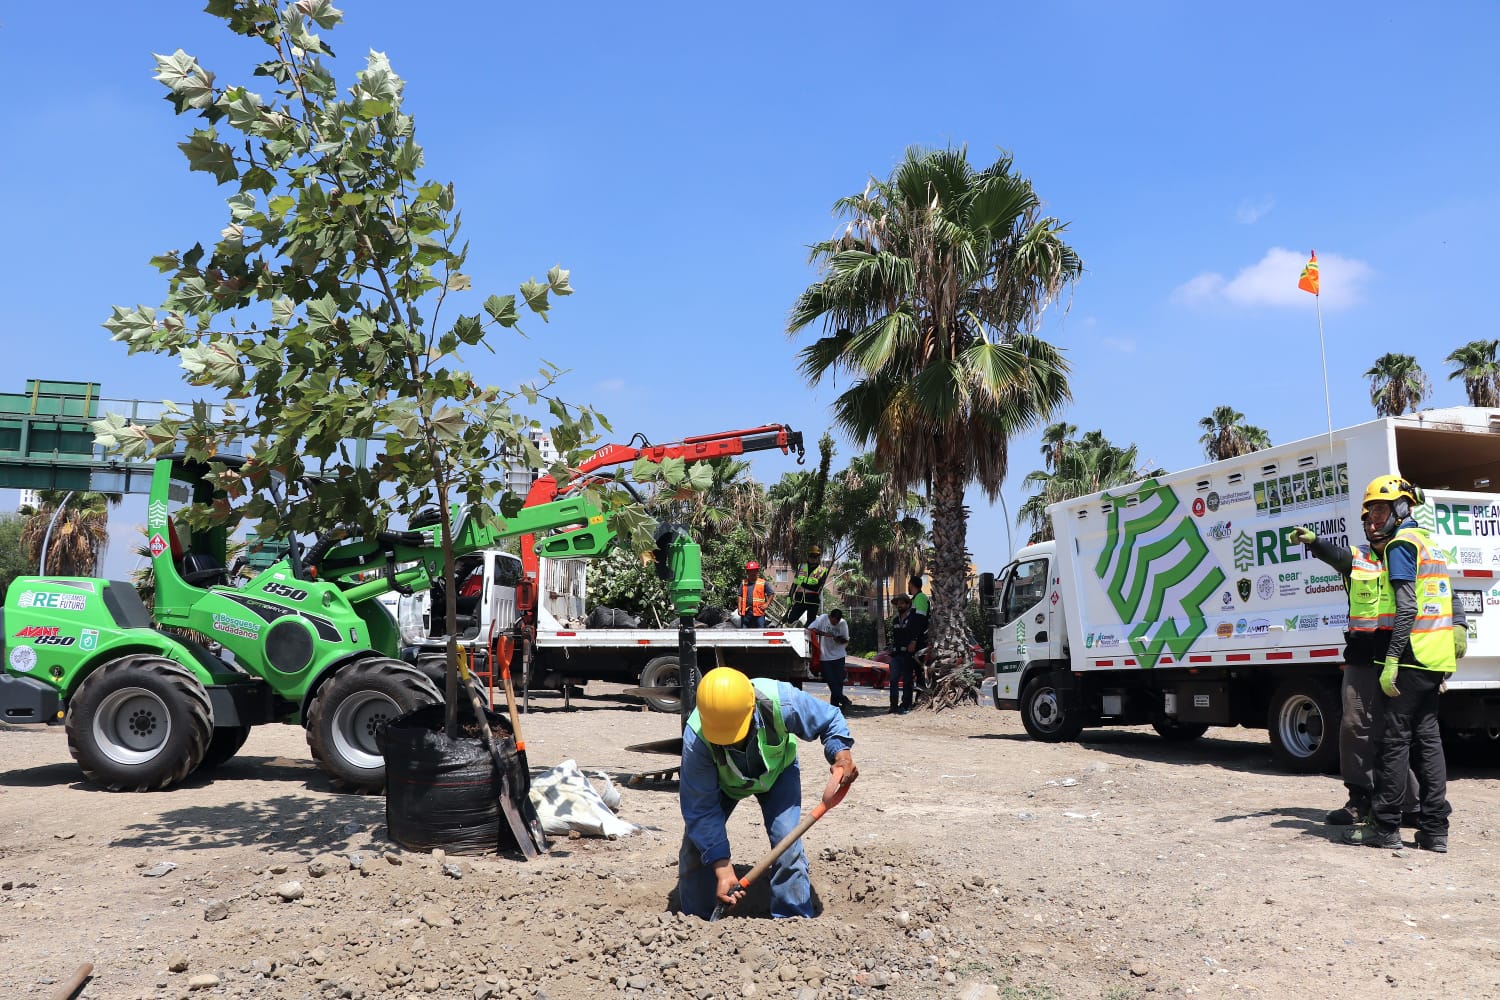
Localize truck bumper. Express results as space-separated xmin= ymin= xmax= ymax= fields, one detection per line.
xmin=0 ymin=674 xmax=63 ymax=725
xmin=981 ymin=677 xmax=1017 ymax=711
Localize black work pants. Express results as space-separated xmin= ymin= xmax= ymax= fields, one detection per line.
xmin=785 ymin=601 xmax=819 ymax=626
xmin=1372 ymin=667 xmax=1450 ymax=837
xmin=822 ymin=657 xmax=849 ymax=709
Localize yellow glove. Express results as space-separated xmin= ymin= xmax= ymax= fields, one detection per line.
xmin=1287 ymin=526 xmax=1317 ymax=546
xmin=1378 ymin=658 xmax=1401 ymax=698
xmin=1453 ymin=626 xmax=1468 ymax=660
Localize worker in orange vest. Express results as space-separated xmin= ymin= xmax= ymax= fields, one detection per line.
xmin=738 ymin=560 xmax=771 ymax=628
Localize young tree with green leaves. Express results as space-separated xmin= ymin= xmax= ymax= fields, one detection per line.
xmin=789 ymin=146 xmax=1079 ymax=669
xmin=92 ymin=2 xmax=645 ymax=735
xmin=1445 ymin=339 xmax=1500 ymax=407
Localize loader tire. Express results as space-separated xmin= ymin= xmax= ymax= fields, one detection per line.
xmin=306 ymin=658 xmax=442 ymax=793
xmin=1019 ymin=670 xmax=1084 ymax=743
xmin=197 ymin=725 xmax=253 ymax=772
xmin=638 ymin=656 xmax=682 ymax=714
xmin=66 ymin=656 xmax=213 ymax=791
xmin=1267 ymin=677 xmax=1340 ymax=774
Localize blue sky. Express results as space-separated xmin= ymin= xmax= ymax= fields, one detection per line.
xmin=3 ymin=2 xmax=1497 ymax=580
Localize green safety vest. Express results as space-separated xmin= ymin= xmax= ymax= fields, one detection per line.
xmin=792 ymin=562 xmax=829 ymax=595
xmin=1346 ymin=545 xmax=1394 ymax=632
xmin=911 ymin=591 xmax=930 ymax=616
xmin=686 ymin=678 xmax=798 ymax=799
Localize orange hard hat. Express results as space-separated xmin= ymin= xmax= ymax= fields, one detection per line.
xmin=745 ymin=560 xmax=760 ymax=571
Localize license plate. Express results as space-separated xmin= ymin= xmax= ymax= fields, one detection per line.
xmin=1456 ymin=589 xmax=1484 ymax=616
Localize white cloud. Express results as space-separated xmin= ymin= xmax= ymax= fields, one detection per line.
xmin=1235 ymin=196 xmax=1275 ymax=225
xmin=1100 ymin=336 xmax=1136 ymax=353
xmin=1171 ymin=247 xmax=1372 ymax=311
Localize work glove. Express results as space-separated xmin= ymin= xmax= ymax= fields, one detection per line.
xmin=1287 ymin=526 xmax=1317 ymax=546
xmin=1378 ymin=658 xmax=1401 ymax=698
xmin=1454 ymin=626 xmax=1468 ymax=660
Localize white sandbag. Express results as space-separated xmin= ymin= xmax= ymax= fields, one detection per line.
xmin=528 ymin=759 xmax=638 ymax=839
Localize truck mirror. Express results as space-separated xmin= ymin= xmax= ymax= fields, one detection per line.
xmin=978 ymin=573 xmax=995 ymax=603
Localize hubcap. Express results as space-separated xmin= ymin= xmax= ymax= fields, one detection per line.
xmin=330 ymin=690 xmax=400 ymax=770
xmin=1277 ymin=694 xmax=1325 ymax=757
xmin=93 ymin=686 xmax=172 ymax=765
xmin=1030 ymin=688 xmax=1063 ymax=732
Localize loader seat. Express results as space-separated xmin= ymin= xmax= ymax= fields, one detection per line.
xmin=181 ymin=552 xmax=228 ymax=588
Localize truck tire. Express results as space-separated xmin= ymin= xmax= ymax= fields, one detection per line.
xmin=1020 ymin=670 xmax=1084 ymax=742
xmin=1267 ymin=678 xmax=1340 ymax=773
xmin=197 ymin=725 xmax=252 ymax=772
xmin=1151 ymin=715 xmax=1210 ymax=742
xmin=639 ymin=656 xmax=681 ymax=714
xmin=65 ymin=656 xmax=213 ymax=791
xmin=306 ymin=658 xmax=442 ymax=793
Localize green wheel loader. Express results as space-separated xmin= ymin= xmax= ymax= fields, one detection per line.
xmin=0 ymin=454 xmax=631 ymax=793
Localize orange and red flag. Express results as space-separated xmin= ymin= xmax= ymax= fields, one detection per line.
xmin=1298 ymin=250 xmax=1320 ymax=296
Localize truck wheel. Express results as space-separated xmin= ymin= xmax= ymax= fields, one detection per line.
xmin=639 ymin=656 xmax=681 ymax=714
xmin=197 ymin=725 xmax=252 ymax=772
xmin=1151 ymin=715 xmax=1210 ymax=742
xmin=65 ymin=656 xmax=213 ymax=792
xmin=1267 ymin=678 xmax=1340 ymax=773
xmin=1020 ymin=670 xmax=1084 ymax=742
xmin=305 ymin=658 xmax=442 ymax=793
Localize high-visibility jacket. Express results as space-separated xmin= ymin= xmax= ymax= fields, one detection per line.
xmin=1390 ymin=526 xmax=1456 ymax=673
xmin=1346 ymin=545 xmax=1394 ymax=633
xmin=790 ymin=562 xmax=828 ymax=600
xmin=685 ymin=678 xmax=797 ymax=799
xmin=739 ymin=578 xmax=768 ymax=617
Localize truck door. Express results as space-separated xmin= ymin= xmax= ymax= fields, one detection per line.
xmin=993 ymin=555 xmax=1051 ymax=702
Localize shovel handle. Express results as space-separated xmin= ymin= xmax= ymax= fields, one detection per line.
xmin=727 ymin=766 xmax=849 ymax=903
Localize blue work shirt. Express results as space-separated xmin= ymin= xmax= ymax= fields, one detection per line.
xmin=1385 ymin=517 xmax=1419 ymax=582
xmin=680 ymin=681 xmax=853 ymax=867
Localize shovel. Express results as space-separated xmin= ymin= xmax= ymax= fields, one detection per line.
xmin=457 ymin=648 xmax=541 ymax=860
xmin=494 ymin=632 xmax=550 ymax=855
xmin=709 ymin=765 xmax=850 ymax=921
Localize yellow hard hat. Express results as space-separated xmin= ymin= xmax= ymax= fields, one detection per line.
xmin=1362 ymin=474 xmax=1422 ymax=510
xmin=808 ymin=544 xmax=822 ymax=557
xmin=696 ymin=667 xmax=755 ymax=745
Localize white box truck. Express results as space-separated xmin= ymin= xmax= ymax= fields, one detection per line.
xmin=979 ymin=407 xmax=1500 ymax=771
xmin=398 ymin=549 xmax=811 ymax=712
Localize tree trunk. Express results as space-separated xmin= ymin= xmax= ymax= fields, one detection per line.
xmin=928 ymin=466 xmax=971 ymax=668
xmin=875 ymin=578 xmax=887 ymax=652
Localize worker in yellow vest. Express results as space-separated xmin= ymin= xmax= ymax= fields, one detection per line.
xmin=1298 ymin=476 xmax=1463 ymax=852
xmin=785 ymin=545 xmax=830 ymax=626
xmin=678 ymin=668 xmax=857 ymax=918
xmin=738 ymin=560 xmax=771 ymax=628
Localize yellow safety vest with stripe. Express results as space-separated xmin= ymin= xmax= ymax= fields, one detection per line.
xmin=1346 ymin=546 xmax=1394 ymax=633
xmin=791 ymin=562 xmax=828 ymax=598
xmin=1391 ymin=526 xmax=1456 ymax=673
xmin=686 ymin=678 xmax=798 ymax=799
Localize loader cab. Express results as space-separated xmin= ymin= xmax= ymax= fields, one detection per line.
xmin=149 ymin=456 xmax=242 ymax=612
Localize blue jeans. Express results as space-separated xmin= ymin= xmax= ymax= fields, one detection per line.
xmin=822 ymin=658 xmax=848 ymax=708
xmin=677 ymin=762 xmax=812 ymax=919
xmin=741 ymin=614 xmax=766 ymax=628
xmin=889 ymin=652 xmax=918 ymax=710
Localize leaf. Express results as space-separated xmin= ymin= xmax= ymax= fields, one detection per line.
xmin=686 ymin=462 xmax=715 ymax=491
xmin=547 ymin=264 xmax=573 ymax=296
xmin=519 ymin=278 xmax=550 ymax=318
xmin=660 ymin=455 xmax=687 ymax=486
xmin=431 ymin=406 xmax=466 ymax=442
xmin=178 ymin=130 xmax=239 ymax=184
xmin=452 ymin=314 xmax=483 ymax=345
xmin=483 ymin=294 xmax=518 ymax=327
xmin=152 ymin=50 xmax=216 ymax=110
xmin=446 ymin=273 xmax=472 ymax=291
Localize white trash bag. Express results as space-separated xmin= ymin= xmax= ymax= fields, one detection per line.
xmin=528 ymin=759 xmax=637 ymax=839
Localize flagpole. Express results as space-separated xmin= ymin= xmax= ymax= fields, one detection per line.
xmin=1309 ymin=262 xmax=1343 ymax=533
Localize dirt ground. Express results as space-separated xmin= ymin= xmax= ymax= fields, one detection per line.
xmin=2 ymin=679 xmax=1498 ymax=1000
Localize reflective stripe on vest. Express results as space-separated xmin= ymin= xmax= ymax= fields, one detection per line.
xmin=739 ymin=579 xmax=768 ymax=616
xmin=793 ymin=563 xmax=828 ymax=588
xmin=686 ymin=677 xmax=798 ymax=799
xmin=1347 ymin=546 xmax=1394 ymax=632
xmin=1393 ymin=526 xmax=1456 ymax=672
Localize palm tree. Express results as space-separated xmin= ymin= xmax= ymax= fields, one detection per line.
xmin=1040 ymin=420 xmax=1078 ymax=472
xmin=1017 ymin=429 xmax=1158 ymax=543
xmin=1198 ymin=405 xmax=1272 ymax=462
xmin=789 ymin=146 xmax=1080 ymax=667
xmin=1445 ymin=339 xmax=1500 ymax=407
xmin=19 ymin=490 xmax=121 ymax=575
xmin=1366 ymin=353 xmax=1431 ymax=417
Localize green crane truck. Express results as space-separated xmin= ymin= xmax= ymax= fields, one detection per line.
xmin=0 ymin=453 xmax=653 ymax=793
